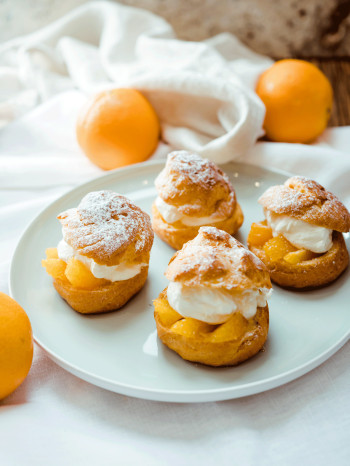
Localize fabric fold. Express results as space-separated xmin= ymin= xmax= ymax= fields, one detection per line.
xmin=0 ymin=0 xmax=271 ymax=160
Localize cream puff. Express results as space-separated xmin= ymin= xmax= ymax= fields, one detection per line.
xmin=42 ymin=190 xmax=154 ymax=314
xmin=152 ymin=151 xmax=243 ymax=250
xmin=154 ymin=226 xmax=271 ymax=367
xmin=247 ymin=176 xmax=350 ymax=288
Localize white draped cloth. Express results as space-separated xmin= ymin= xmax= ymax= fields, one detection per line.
xmin=0 ymin=2 xmax=349 ymax=465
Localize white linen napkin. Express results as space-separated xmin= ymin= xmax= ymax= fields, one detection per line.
xmin=0 ymin=0 xmax=273 ymax=163
xmin=1 ymin=0 xmax=348 ymax=202
xmin=0 ymin=2 xmax=349 ymax=465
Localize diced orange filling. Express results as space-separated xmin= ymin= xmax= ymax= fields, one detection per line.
xmin=154 ymin=297 xmax=183 ymax=327
xmin=263 ymin=235 xmax=297 ymax=262
xmin=209 ymin=313 xmax=248 ymax=342
xmin=263 ymin=236 xmax=320 ymax=264
xmin=171 ymin=318 xmax=214 ymax=337
xmin=284 ymin=249 xmax=319 ymax=264
xmin=42 ymin=257 xmax=67 ymax=282
xmin=248 ymin=222 xmax=319 ymax=264
xmin=42 ymin=248 xmax=109 ymax=290
xmin=247 ymin=222 xmax=273 ymax=247
xmin=154 ymin=295 xmax=250 ymax=342
xmin=65 ymin=257 xmax=109 ymax=289
xmin=45 ymin=247 xmax=59 ymax=259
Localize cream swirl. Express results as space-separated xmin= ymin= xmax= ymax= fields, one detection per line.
xmin=265 ymin=210 xmax=332 ymax=253
xmin=155 ymin=196 xmax=228 ymax=226
xmin=57 ymin=239 xmax=146 ymax=281
xmin=167 ymin=282 xmax=271 ymax=324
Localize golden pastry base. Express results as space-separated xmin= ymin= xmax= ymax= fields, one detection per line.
xmin=152 ymin=202 xmax=244 ymax=250
xmin=249 ymin=231 xmax=349 ymax=289
xmin=53 ymin=266 xmax=149 ymax=314
xmin=154 ymin=289 xmax=269 ymax=367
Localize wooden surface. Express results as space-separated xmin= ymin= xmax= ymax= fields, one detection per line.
xmin=311 ymin=59 xmax=350 ymax=126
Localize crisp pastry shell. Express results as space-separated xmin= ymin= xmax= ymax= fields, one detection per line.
xmin=154 ymin=290 xmax=269 ymax=367
xmin=53 ymin=266 xmax=149 ymax=314
xmin=152 ymin=202 xmax=244 ymax=250
xmin=155 ymin=151 xmax=237 ymax=217
xmin=259 ymin=176 xmax=350 ymax=233
xmin=249 ymin=231 xmax=349 ymax=289
xmin=58 ymin=191 xmax=154 ymax=266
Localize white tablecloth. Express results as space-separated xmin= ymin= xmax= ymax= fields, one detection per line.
xmin=0 ymin=2 xmax=349 ymax=465
xmin=1 ymin=90 xmax=349 ymax=466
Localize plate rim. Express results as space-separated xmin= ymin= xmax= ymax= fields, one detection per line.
xmin=9 ymin=160 xmax=350 ymax=403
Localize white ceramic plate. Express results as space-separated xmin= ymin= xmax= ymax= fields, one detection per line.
xmin=10 ymin=161 xmax=350 ymax=403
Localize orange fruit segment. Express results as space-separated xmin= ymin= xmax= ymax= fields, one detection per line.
xmin=247 ymin=222 xmax=273 ymax=247
xmin=256 ymin=59 xmax=333 ymax=143
xmin=45 ymin=247 xmax=59 ymax=259
xmin=0 ymin=292 xmax=33 ymax=400
xmin=64 ymin=257 xmax=109 ymax=290
xmin=264 ymin=235 xmax=297 ymax=262
xmin=154 ymin=297 xmax=182 ymax=327
xmin=76 ymin=88 xmax=160 ymax=170
xmin=43 ymin=248 xmax=110 ymax=289
xmin=42 ymin=248 xmax=67 ymax=281
xmin=208 ymin=312 xmax=248 ymax=343
xmin=42 ymin=258 xmax=68 ymax=282
xmin=170 ymin=318 xmax=214 ymax=337
xmin=284 ymin=249 xmax=318 ymax=264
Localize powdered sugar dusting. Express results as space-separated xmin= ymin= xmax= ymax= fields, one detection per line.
xmin=259 ymin=176 xmax=350 ymax=232
xmin=287 ymin=176 xmax=327 ymax=200
xmin=259 ymin=186 xmax=316 ymax=213
xmin=58 ymin=191 xmax=153 ymax=260
xmin=166 ymin=226 xmax=271 ymax=290
xmin=155 ymin=150 xmax=231 ymax=194
xmin=195 ymin=226 xmax=265 ymax=273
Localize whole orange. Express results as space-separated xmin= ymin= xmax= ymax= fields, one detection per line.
xmin=76 ymin=88 xmax=160 ymax=170
xmin=256 ymin=59 xmax=333 ymax=143
xmin=0 ymin=293 xmax=33 ymax=400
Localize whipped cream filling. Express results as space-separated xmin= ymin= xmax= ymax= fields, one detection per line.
xmin=167 ymin=282 xmax=271 ymax=324
xmin=155 ymin=196 xmax=227 ymax=226
xmin=57 ymin=239 xmax=145 ymax=282
xmin=265 ymin=210 xmax=333 ymax=253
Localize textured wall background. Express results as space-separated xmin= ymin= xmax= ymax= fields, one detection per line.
xmin=1 ymin=0 xmax=350 ymax=57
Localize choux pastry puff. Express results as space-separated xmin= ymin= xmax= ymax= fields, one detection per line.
xmin=42 ymin=190 xmax=154 ymax=313
xmin=247 ymin=176 xmax=350 ymax=289
xmin=154 ymin=226 xmax=272 ymax=366
xmin=152 ymin=150 xmax=243 ymax=250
